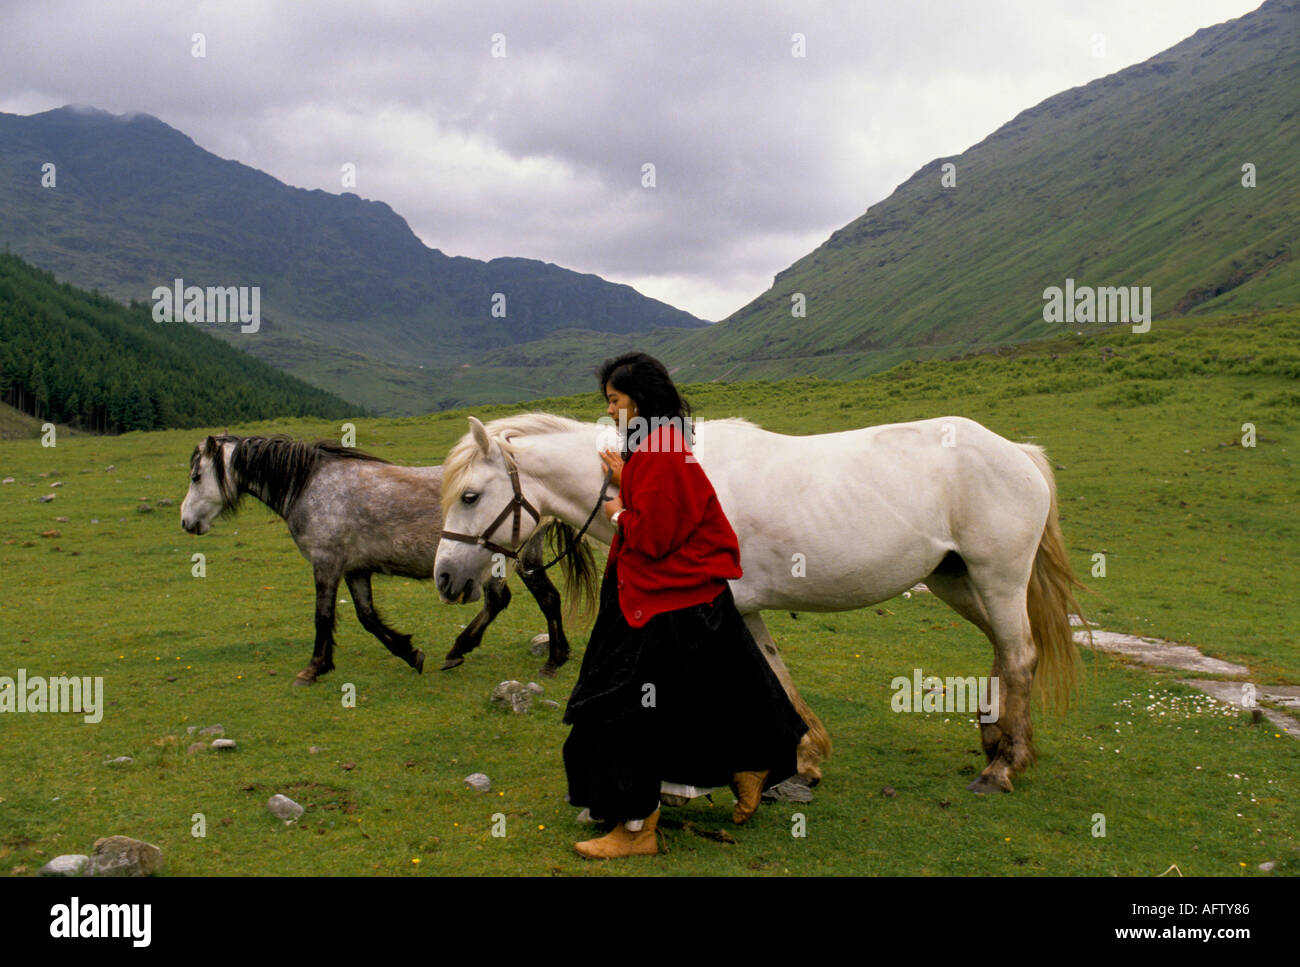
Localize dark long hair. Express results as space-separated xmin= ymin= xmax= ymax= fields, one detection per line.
xmin=596 ymin=352 xmax=693 ymax=455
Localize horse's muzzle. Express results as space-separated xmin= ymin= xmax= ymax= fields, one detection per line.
xmin=436 ymin=570 xmax=479 ymax=604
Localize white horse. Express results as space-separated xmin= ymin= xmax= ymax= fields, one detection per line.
xmin=433 ymin=413 xmax=1086 ymax=793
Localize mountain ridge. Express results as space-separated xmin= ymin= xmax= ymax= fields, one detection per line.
xmin=0 ymin=104 xmax=708 ymax=414
xmin=437 ymin=0 xmax=1298 ymax=403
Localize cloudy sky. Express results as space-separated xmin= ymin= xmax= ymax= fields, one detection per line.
xmin=0 ymin=0 xmax=1263 ymax=321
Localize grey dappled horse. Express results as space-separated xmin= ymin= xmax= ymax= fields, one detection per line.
xmin=181 ymin=434 xmax=596 ymax=683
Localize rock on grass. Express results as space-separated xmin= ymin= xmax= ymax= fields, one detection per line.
xmin=88 ymin=836 xmax=163 ymax=877
xmin=267 ymin=794 xmax=305 ymax=822
xmin=39 ymin=855 xmax=89 ymax=877
xmin=491 ymin=680 xmax=532 ymax=714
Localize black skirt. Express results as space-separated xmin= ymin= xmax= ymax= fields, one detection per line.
xmin=563 ymin=558 xmax=808 ymax=822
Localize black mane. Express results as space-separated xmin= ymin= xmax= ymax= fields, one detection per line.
xmin=201 ymin=435 xmax=389 ymax=517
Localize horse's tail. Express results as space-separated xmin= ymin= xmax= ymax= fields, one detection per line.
xmin=548 ymin=520 xmax=599 ymax=625
xmin=1019 ymin=444 xmax=1087 ymax=714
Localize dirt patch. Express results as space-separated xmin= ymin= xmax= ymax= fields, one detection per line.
xmin=258 ymin=782 xmax=359 ymax=814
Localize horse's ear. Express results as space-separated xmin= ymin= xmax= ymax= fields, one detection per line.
xmin=202 ymin=435 xmax=218 ymax=457
xmin=468 ymin=416 xmax=491 ymax=456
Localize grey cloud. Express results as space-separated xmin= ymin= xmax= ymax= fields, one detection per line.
xmin=0 ymin=0 xmax=1264 ymax=320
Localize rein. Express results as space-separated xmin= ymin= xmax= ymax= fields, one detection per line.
xmin=441 ymin=447 xmax=613 ymax=573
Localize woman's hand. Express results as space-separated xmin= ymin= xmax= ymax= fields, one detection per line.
xmin=603 ymin=494 xmax=624 ymax=521
xmin=599 ymin=448 xmax=625 ymax=488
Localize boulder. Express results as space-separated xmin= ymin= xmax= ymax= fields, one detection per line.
xmin=88 ymin=836 xmax=163 ymax=877
xmin=39 ymin=854 xmax=89 ymax=877
xmin=267 ymin=794 xmax=305 ymax=822
xmin=490 ymin=680 xmax=532 ymax=714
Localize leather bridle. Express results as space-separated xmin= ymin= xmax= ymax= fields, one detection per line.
xmin=441 ymin=447 xmax=613 ymax=574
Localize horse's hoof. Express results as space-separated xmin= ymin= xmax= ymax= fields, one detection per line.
xmin=412 ymin=649 xmax=425 ymax=674
xmin=966 ymin=774 xmax=1012 ymax=795
xmin=538 ymin=664 xmax=558 ymax=679
xmin=440 ymin=657 xmax=464 ymax=671
xmin=293 ymin=672 xmax=316 ymax=686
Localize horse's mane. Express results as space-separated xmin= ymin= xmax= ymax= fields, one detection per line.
xmin=196 ymin=434 xmax=388 ymax=517
xmin=440 ymin=412 xmax=762 ymax=510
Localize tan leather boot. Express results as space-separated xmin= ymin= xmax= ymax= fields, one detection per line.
xmin=574 ymin=809 xmax=660 ymax=859
xmin=731 ymin=770 xmax=769 ymax=825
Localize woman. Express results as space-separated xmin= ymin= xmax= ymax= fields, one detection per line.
xmin=562 ymin=351 xmax=809 ymax=859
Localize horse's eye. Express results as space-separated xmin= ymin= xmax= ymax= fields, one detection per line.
xmin=462 ymin=492 xmax=479 ymax=505
xmin=191 ymin=474 xmax=201 ymax=483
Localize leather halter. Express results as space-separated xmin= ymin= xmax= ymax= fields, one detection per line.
xmin=441 ymin=446 xmax=612 ymax=570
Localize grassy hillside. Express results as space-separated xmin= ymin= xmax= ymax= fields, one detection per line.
xmin=462 ymin=0 xmax=1300 ymax=400
xmin=0 ymin=308 xmax=1295 ymax=876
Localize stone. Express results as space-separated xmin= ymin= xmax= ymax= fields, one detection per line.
xmin=55 ymin=516 xmax=69 ymax=522
xmin=541 ymin=699 xmax=561 ymax=709
xmin=211 ymin=738 xmax=236 ymax=750
xmin=39 ymin=494 xmax=55 ymax=503
xmin=186 ymin=742 xmax=206 ymax=754
xmin=464 ymin=773 xmax=492 ymax=792
xmin=761 ymin=778 xmax=814 ymax=803
xmin=529 ymin=633 xmax=549 ymax=657
xmin=51 ymin=481 xmax=63 ymax=488
xmin=106 ymin=756 xmax=133 ymax=766
xmin=1081 ymin=631 xmax=1250 ymax=676
xmin=490 ymin=680 xmax=532 ymax=714
xmin=39 ymin=854 xmax=89 ymax=877
xmin=1 ymin=478 xmax=13 ymax=484
xmin=156 ymin=497 xmax=174 ymax=507
xmin=526 ymin=681 xmax=544 ymax=694
xmin=198 ymin=724 xmax=224 ymax=735
xmin=309 ymin=746 xmax=323 ymax=754
xmin=41 ymin=530 xmax=61 ymax=538
xmin=88 ymin=836 xmax=163 ymax=877
xmin=137 ymin=503 xmax=154 ymax=514
xmin=1259 ymin=861 xmax=1276 ymax=872
xmin=267 ymin=794 xmax=305 ymax=822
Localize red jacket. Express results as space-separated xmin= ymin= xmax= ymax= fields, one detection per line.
xmin=608 ymin=422 xmax=742 ymax=627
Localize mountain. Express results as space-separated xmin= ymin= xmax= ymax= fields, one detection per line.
xmin=0 ymin=254 xmax=354 ymax=433
xmin=0 ymin=106 xmax=707 ymax=415
xmin=451 ymin=0 xmax=1300 ymax=399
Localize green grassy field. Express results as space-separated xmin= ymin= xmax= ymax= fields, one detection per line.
xmin=1 ymin=310 xmax=1296 ymax=876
